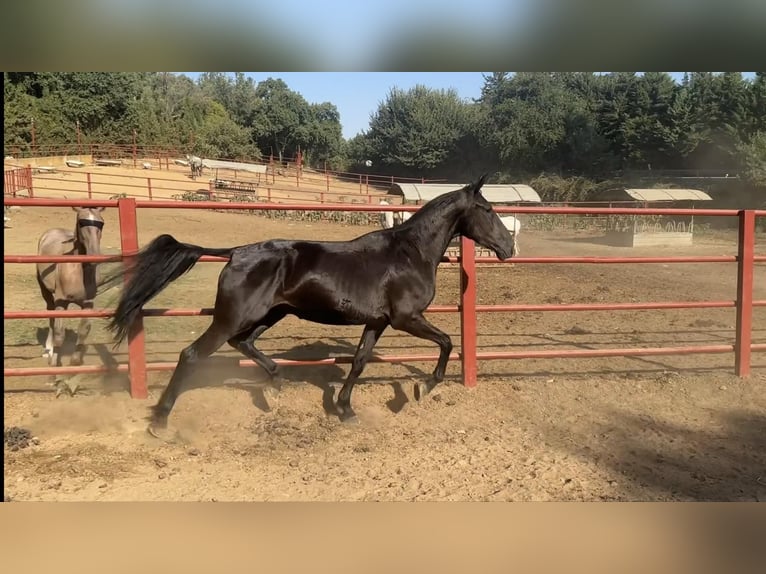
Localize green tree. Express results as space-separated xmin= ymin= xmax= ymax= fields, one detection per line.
xmin=364 ymin=85 xmax=475 ymax=176
xmin=736 ymin=131 xmax=766 ymax=187
xmin=251 ymin=77 xmax=311 ymax=162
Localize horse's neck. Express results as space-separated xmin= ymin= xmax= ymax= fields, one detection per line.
xmin=401 ymin=202 xmax=463 ymax=269
xmin=73 ymin=232 xmax=86 ymax=255
xmin=73 ymin=226 xmax=103 ymax=286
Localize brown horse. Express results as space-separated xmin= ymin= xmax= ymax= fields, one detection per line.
xmin=36 ymin=206 xmax=106 ymax=395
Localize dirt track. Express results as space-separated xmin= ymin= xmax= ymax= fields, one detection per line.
xmin=4 ymin=193 xmax=766 ymax=501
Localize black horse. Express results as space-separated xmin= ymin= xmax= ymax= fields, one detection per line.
xmin=107 ymin=174 xmax=515 ymax=435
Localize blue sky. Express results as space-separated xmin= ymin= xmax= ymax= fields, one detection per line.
xmin=179 ymin=72 xmax=757 ymax=140
xmin=245 ymin=72 xmax=489 ymax=140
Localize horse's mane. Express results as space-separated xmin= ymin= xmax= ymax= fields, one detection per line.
xmin=397 ymin=187 xmax=467 ymax=230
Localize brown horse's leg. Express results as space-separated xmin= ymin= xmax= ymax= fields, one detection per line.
xmin=45 ymin=299 xmax=69 ymax=393
xmin=50 ymin=299 xmax=68 ymax=369
xmin=335 ymin=323 xmax=387 ymax=423
xmin=36 ymin=273 xmax=56 ymax=358
xmin=43 ymin=309 xmax=56 ymax=360
xmin=70 ymin=301 xmax=92 ymax=366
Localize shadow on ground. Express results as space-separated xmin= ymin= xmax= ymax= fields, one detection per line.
xmin=544 ymin=406 xmax=766 ymax=501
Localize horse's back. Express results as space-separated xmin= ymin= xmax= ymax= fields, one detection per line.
xmin=38 ymin=228 xmax=73 ymax=255
xmin=228 ymin=236 xmax=406 ymax=324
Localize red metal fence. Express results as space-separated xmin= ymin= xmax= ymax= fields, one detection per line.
xmin=6 ymin=163 xmax=436 ymax=207
xmin=4 ymin=197 xmax=766 ymax=399
xmin=3 ymin=167 xmax=34 ymax=197
xmin=4 ymin=144 xmax=440 ymax=194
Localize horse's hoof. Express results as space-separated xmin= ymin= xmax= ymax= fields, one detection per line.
xmin=263 ymin=385 xmax=281 ymax=400
xmin=336 ymin=404 xmax=359 ymax=424
xmin=340 ymin=413 xmax=360 ymax=425
xmin=414 ymin=382 xmax=433 ymax=402
xmin=53 ymin=380 xmax=74 ymax=398
xmin=146 ymin=424 xmax=174 ymax=442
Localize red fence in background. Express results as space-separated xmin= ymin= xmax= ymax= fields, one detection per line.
xmin=3 ymin=167 xmax=34 ymax=197
xmin=4 ymin=197 xmax=766 ymax=400
xmin=4 ymin=144 xmax=439 ymax=194
xmin=4 ymin=164 xmax=435 ymax=206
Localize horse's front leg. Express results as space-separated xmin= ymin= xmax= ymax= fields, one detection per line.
xmin=391 ymin=313 xmax=453 ymax=401
xmin=43 ymin=315 xmax=55 ymax=359
xmin=47 ymin=300 xmax=71 ymax=395
xmin=49 ymin=300 xmax=68 ymax=370
xmin=335 ymin=323 xmax=387 ymax=423
xmin=70 ymin=301 xmax=92 ymax=366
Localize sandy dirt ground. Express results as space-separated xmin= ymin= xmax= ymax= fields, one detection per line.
xmin=4 ymin=186 xmax=766 ymax=501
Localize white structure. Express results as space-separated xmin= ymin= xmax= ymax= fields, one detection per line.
xmin=602 ymin=188 xmax=714 ymax=247
xmin=382 ymin=182 xmax=540 ymax=258
xmin=379 ymin=199 xmax=395 ymax=229
xmin=388 ymin=182 xmax=540 ymax=204
xmin=499 ymin=215 xmax=522 ymax=256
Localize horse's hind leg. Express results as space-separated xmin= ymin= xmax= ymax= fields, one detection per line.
xmin=336 ymin=323 xmax=386 ymax=423
xmin=149 ymin=319 xmax=233 ymax=435
xmin=227 ymin=307 xmax=287 ymax=379
xmin=391 ymin=313 xmax=453 ymax=401
xmin=229 ymin=312 xmax=287 ymax=401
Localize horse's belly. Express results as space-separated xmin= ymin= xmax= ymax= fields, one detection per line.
xmin=282 ymin=286 xmax=380 ymax=326
xmin=290 ymin=308 xmax=363 ymax=326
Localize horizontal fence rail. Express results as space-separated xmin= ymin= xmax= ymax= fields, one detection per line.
xmin=4 ymin=151 xmax=446 ymax=207
xmin=3 ymin=196 xmax=764 ymax=398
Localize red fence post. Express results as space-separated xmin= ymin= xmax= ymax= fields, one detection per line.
xmin=117 ymin=198 xmax=148 ymax=398
xmin=459 ymin=235 xmax=478 ymax=387
xmin=735 ymin=210 xmax=756 ymax=376
xmin=26 ymin=165 xmax=34 ymax=198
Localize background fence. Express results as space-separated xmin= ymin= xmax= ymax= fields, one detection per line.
xmin=3 ymin=196 xmax=765 ymax=399
xmin=1 ymin=160 xmax=441 ymax=213
xmin=3 ymin=144 xmax=442 ymax=193
xmin=4 ymin=166 xmax=34 ymax=197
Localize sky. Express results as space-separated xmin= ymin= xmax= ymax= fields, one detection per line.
xmin=179 ymin=72 xmax=757 ymax=141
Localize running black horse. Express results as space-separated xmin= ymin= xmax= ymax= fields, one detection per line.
xmin=107 ymin=174 xmax=515 ymax=435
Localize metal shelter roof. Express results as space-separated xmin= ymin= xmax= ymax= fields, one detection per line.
xmin=623 ymin=188 xmax=713 ymax=202
xmin=388 ymin=183 xmax=541 ymax=204
xmin=196 ymin=159 xmax=268 ymax=174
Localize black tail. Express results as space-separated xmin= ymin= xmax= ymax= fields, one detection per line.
xmin=106 ymin=234 xmax=233 ymax=344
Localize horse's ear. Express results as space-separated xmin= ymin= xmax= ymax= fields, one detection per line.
xmin=474 ymin=173 xmax=488 ymax=194
xmin=71 ymin=206 xmax=80 ymax=212
xmin=95 ymin=206 xmax=105 ymax=212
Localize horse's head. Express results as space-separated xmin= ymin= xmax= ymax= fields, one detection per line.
xmin=73 ymin=206 xmax=105 ymax=255
xmin=457 ymin=174 xmax=515 ymax=260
